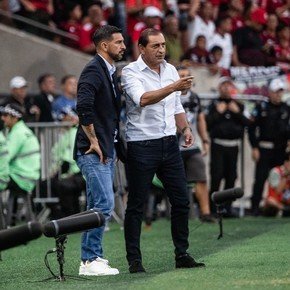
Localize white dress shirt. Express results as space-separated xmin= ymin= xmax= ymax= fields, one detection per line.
xmin=121 ymin=56 xmax=185 ymax=142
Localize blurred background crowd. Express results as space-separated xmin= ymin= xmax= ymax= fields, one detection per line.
xmin=0 ymin=0 xmax=289 ymax=70
xmin=0 ymin=0 xmax=290 ymax=228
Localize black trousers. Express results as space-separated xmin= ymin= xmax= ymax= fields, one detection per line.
xmin=124 ymin=136 xmax=189 ymax=264
xmin=251 ymin=148 xmax=285 ymax=213
xmin=210 ymin=143 xmax=239 ymax=213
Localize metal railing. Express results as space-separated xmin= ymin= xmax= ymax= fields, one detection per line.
xmin=27 ymin=122 xmax=73 ymax=203
xmin=0 ymin=9 xmax=78 ymax=41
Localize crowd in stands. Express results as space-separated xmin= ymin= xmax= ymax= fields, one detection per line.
xmin=0 ymin=0 xmax=289 ymax=71
xmin=0 ymin=0 xmax=290 ymax=225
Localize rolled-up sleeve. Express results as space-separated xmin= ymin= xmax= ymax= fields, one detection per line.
xmin=76 ymin=83 xmax=96 ymax=126
xmin=121 ymin=66 xmax=145 ymax=107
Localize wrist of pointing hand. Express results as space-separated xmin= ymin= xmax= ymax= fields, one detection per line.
xmin=181 ymin=126 xmax=192 ymax=134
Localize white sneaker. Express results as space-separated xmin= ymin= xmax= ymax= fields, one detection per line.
xmin=82 ymin=258 xmax=119 ymax=276
xmin=79 ymin=261 xmax=86 ymax=275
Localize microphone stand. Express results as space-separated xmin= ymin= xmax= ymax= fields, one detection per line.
xmin=55 ymin=235 xmax=67 ymax=281
xmin=40 ymin=235 xmax=89 ymax=282
xmin=216 ymin=204 xmax=226 ymax=240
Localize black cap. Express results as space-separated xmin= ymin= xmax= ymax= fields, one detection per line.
xmin=0 ymin=103 xmax=25 ymax=118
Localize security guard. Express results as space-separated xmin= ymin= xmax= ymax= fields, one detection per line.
xmin=249 ymin=78 xmax=290 ymax=215
xmin=0 ymin=103 xmax=40 ymax=225
xmin=206 ymin=77 xmax=251 ymax=216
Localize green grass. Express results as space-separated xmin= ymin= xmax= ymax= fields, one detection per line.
xmin=1 ymin=217 xmax=290 ymax=290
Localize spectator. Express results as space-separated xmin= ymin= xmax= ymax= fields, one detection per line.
xmin=163 ymin=14 xmax=183 ymax=65
xmin=263 ymin=0 xmax=290 ymax=26
xmin=181 ymin=35 xmax=223 ymax=75
xmin=274 ymin=24 xmax=290 ymax=69
xmin=232 ymin=7 xmax=268 ymax=66
xmin=187 ymin=1 xmax=215 ymax=48
xmin=59 ymin=2 xmax=82 ymax=49
xmin=208 ymin=15 xmax=233 ymax=70
xmin=263 ymin=151 xmax=290 ymax=217
xmin=0 ymin=103 xmax=40 ymax=226
xmin=260 ymin=13 xmax=279 ymax=49
xmin=33 ymin=73 xmax=57 ymax=122
xmin=131 ymin=6 xmax=162 ymax=60
xmin=224 ymin=0 xmax=245 ymax=32
xmin=206 ymin=77 xmax=251 ymax=216
xmin=17 ymin=0 xmax=55 ymax=39
xmin=177 ymin=66 xmax=215 ymax=223
xmin=181 ymin=35 xmax=209 ymax=67
xmin=52 ymin=75 xmax=77 ymax=121
xmin=207 ymin=45 xmax=224 ymax=75
xmin=249 ymin=78 xmax=290 ymax=216
xmin=177 ymin=0 xmax=200 ymax=52
xmin=79 ymin=2 xmax=107 ymax=54
xmin=0 ymin=76 xmax=39 ymax=122
xmin=125 ymin=0 xmax=162 ymax=39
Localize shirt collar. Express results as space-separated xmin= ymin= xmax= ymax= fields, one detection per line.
xmin=98 ymin=54 xmax=116 ymax=77
xmin=136 ymin=55 xmax=167 ymax=72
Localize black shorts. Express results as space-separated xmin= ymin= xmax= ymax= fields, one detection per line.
xmin=181 ymin=149 xmax=207 ymax=183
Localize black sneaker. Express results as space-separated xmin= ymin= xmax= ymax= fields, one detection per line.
xmin=129 ymin=260 xmax=146 ymax=273
xmin=199 ymin=214 xmax=216 ymax=223
xmin=176 ymin=254 xmax=205 ymax=268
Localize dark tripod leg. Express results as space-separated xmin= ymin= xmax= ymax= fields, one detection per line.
xmin=216 ymin=205 xmax=224 ymax=240
xmin=55 ymin=235 xmax=68 ymax=281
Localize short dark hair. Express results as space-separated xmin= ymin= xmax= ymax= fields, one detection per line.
xmin=61 ymin=74 xmax=75 ymax=85
xmin=138 ymin=28 xmax=163 ymax=47
xmin=210 ymin=45 xmax=223 ymax=54
xmin=37 ymin=73 xmax=54 ymax=87
xmin=92 ymin=25 xmax=122 ymax=47
xmin=215 ymin=15 xmax=231 ymax=28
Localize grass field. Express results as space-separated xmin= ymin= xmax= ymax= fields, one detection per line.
xmin=1 ymin=217 xmax=290 ymax=290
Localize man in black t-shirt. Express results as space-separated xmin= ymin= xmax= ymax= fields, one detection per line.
xmin=232 ymin=8 xmax=268 ymax=66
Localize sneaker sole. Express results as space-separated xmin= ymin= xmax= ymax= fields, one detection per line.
xmin=81 ymin=271 xmax=119 ymax=276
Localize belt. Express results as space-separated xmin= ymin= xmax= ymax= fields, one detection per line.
xmin=259 ymin=141 xmax=274 ymax=149
xmin=162 ymin=135 xmax=176 ymax=141
xmin=213 ymin=138 xmax=240 ymax=147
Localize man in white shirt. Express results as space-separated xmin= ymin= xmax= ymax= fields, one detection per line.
xmin=121 ymin=28 xmax=205 ymax=274
xmin=208 ymin=15 xmax=233 ymax=70
xmin=187 ymin=1 xmax=215 ymax=48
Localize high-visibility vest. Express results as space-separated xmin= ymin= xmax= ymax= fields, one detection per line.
xmin=7 ymin=120 xmax=40 ymax=192
xmin=50 ymin=126 xmax=80 ymax=178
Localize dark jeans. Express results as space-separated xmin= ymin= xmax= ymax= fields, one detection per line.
xmin=210 ymin=143 xmax=239 ymax=213
xmin=251 ymin=148 xmax=285 ymax=213
xmin=124 ymin=136 xmax=189 ymax=264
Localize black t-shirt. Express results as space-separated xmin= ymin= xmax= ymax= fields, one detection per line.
xmin=233 ymin=26 xmax=266 ymax=66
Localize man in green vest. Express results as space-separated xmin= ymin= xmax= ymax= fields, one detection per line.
xmin=50 ymin=108 xmax=85 ymax=217
xmin=0 ymin=103 xmax=40 ymax=225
